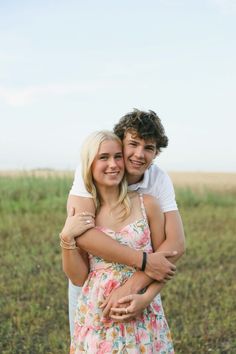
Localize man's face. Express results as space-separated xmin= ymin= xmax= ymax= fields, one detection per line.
xmin=122 ymin=132 xmax=157 ymax=184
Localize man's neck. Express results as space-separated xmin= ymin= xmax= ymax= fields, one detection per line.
xmin=127 ymin=174 xmax=144 ymax=185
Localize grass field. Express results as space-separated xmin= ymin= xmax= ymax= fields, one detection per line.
xmin=0 ymin=172 xmax=235 ymax=353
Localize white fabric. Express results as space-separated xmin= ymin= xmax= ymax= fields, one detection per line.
xmin=68 ymin=163 xmax=178 ymax=337
xmin=70 ymin=163 xmax=177 ymax=212
xmin=68 ymin=280 xmax=80 ymax=337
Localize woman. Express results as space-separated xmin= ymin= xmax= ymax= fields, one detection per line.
xmin=60 ymin=131 xmax=174 ymax=353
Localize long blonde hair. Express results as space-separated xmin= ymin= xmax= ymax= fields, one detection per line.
xmin=81 ymin=130 xmax=131 ymax=220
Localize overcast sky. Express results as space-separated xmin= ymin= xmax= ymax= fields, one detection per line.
xmin=0 ymin=0 xmax=235 ymax=172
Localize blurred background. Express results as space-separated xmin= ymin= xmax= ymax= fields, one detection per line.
xmin=0 ymin=1 xmax=235 ymax=353
xmin=0 ymin=0 xmax=235 ymax=172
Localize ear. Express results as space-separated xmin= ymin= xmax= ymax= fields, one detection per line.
xmin=154 ymin=149 xmax=159 ymax=158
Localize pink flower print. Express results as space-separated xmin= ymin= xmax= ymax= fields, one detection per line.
xmin=135 ymin=329 xmax=148 ymax=343
xmin=136 ymin=228 xmax=150 ymax=247
xmin=88 ymin=301 xmax=95 ymax=312
xmin=155 ymin=341 xmax=163 ymax=351
xmin=103 ymin=279 xmax=120 ymax=297
xmin=97 ymin=341 xmax=113 ymax=353
xmin=135 ymin=332 xmax=141 ymax=344
xmin=83 ymin=285 xmax=90 ymax=295
xmin=73 ymin=322 xmax=81 ymax=338
xmin=152 ymin=302 xmax=161 ymax=313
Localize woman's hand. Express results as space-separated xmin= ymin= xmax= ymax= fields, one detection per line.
xmin=60 ymin=207 xmax=95 ymax=243
xmin=100 ymin=286 xmax=129 ymax=318
xmin=109 ymin=294 xmax=150 ymax=322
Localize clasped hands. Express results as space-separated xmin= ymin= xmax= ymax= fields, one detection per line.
xmin=100 ymin=250 xmax=177 ymax=322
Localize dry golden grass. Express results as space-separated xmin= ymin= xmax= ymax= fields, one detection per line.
xmin=169 ymin=171 xmax=236 ymax=191
xmin=0 ymin=169 xmax=235 ymax=191
xmin=0 ymin=169 xmax=73 ymax=178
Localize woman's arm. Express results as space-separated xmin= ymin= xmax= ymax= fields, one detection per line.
xmin=60 ymin=207 xmax=94 ymax=286
xmin=68 ymin=195 xmax=175 ymax=281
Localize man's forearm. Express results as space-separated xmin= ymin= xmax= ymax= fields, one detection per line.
xmin=157 ymin=237 xmax=184 ymax=263
xmin=121 ymin=271 xmax=154 ymax=294
xmin=76 ymin=228 xmax=143 ymax=269
xmin=162 ymin=210 xmax=186 ymax=263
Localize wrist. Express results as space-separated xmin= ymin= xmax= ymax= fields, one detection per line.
xmin=60 ymin=231 xmax=74 ymax=244
xmin=142 ymin=291 xmax=152 ymax=306
xmin=141 ymin=252 xmax=147 ymax=271
xmin=132 ymin=250 xmax=143 ymax=269
xmin=124 ymin=276 xmax=142 ymax=294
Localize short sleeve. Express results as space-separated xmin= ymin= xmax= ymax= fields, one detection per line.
xmin=157 ymin=172 xmax=178 ymax=213
xmin=69 ymin=165 xmax=92 ymax=198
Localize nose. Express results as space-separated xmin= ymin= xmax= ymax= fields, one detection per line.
xmin=134 ymin=146 xmax=145 ymax=159
xmin=108 ymin=157 xmax=117 ymax=168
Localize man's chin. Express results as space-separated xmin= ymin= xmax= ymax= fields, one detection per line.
xmin=126 ymin=168 xmax=144 ymax=180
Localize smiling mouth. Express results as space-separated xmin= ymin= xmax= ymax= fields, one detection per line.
xmin=129 ymin=159 xmax=145 ymax=167
xmin=104 ymin=171 xmax=120 ymax=175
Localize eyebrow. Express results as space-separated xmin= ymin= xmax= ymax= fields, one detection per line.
xmin=145 ymin=144 xmax=156 ymax=148
xmin=129 ymin=138 xmax=156 ymax=148
xmin=98 ymin=151 xmax=122 ymax=156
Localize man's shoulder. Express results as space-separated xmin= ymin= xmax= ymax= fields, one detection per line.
xmin=148 ymin=164 xmax=170 ymax=181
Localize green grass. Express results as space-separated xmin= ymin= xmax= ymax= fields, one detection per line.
xmin=0 ymin=176 xmax=235 ymax=353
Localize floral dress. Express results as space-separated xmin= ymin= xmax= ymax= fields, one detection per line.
xmin=70 ymin=194 xmax=174 ymax=354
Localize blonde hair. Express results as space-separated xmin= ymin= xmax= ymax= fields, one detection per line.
xmin=81 ymin=130 xmax=131 ymax=220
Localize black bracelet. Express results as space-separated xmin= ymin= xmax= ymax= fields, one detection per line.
xmin=141 ymin=252 xmax=147 ymax=271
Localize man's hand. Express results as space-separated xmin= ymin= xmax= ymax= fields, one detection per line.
xmin=145 ymin=251 xmax=177 ymax=282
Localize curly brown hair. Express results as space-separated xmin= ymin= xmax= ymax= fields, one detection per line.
xmin=113 ymin=109 xmax=168 ymax=152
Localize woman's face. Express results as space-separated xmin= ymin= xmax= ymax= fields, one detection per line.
xmin=91 ymin=139 xmax=125 ymax=188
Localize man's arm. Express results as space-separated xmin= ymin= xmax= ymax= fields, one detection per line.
xmin=68 ymin=195 xmax=175 ymax=280
xmin=157 ymin=210 xmax=185 ymax=261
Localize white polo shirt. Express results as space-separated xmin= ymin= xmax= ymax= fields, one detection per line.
xmin=70 ymin=163 xmax=177 ymax=212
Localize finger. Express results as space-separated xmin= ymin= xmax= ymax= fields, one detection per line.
xmin=68 ymin=207 xmax=75 ymax=217
xmin=110 ymin=307 xmax=129 ymax=313
xmin=110 ymin=314 xmax=134 ymax=321
xmin=102 ymin=302 xmax=113 ymax=317
xmin=86 ymin=223 xmax=95 ymax=230
xmin=78 ymin=212 xmax=95 ymax=218
xmin=167 ymin=250 xmax=178 ymax=257
xmin=157 ymin=250 xmax=178 ymax=258
xmin=117 ymin=295 xmax=133 ymax=304
xmin=99 ymin=300 xmax=107 ymax=309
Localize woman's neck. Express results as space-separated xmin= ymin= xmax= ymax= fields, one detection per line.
xmin=98 ymin=186 xmax=120 ymax=208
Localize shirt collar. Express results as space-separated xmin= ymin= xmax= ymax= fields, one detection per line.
xmin=128 ymin=167 xmax=150 ymax=190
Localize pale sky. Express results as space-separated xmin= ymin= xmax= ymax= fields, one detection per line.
xmin=0 ymin=0 xmax=235 ymax=172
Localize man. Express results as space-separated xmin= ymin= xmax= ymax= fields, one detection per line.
xmin=67 ymin=109 xmax=185 ymax=336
